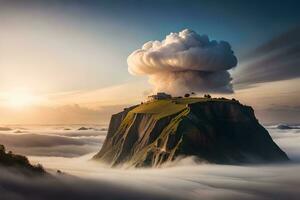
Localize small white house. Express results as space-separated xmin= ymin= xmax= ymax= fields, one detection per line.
xmin=147 ymin=92 xmax=172 ymax=101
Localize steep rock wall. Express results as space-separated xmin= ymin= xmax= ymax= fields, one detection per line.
xmin=93 ymin=100 xmax=289 ymax=167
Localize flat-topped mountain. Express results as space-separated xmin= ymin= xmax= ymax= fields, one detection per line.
xmin=93 ymin=96 xmax=289 ymax=167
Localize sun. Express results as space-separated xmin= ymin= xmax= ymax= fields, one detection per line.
xmin=6 ymin=90 xmax=37 ymax=108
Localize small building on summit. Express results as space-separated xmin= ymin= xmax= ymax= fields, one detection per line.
xmin=147 ymin=92 xmax=172 ymax=101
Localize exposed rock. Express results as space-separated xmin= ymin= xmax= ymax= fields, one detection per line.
xmin=93 ymin=98 xmax=289 ymax=167
xmin=78 ymin=127 xmax=97 ymax=131
xmin=277 ymin=124 xmax=292 ymax=129
xmin=0 ymin=127 xmax=12 ymax=131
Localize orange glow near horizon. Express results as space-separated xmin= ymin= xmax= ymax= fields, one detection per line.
xmin=1 ymin=89 xmax=39 ymax=109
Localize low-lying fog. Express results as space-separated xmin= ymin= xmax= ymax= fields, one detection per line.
xmin=0 ymin=124 xmax=300 ymax=200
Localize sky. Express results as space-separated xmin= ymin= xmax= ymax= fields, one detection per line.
xmin=0 ymin=0 xmax=299 ymax=124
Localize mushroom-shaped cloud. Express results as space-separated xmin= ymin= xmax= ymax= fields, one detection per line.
xmin=127 ymin=29 xmax=237 ymax=95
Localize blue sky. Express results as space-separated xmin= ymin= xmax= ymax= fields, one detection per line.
xmin=0 ymin=0 xmax=299 ymax=124
xmin=68 ymin=0 xmax=300 ymax=55
xmin=1 ymin=0 xmax=299 ymax=90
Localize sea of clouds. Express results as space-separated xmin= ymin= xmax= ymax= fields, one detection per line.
xmin=0 ymin=124 xmax=300 ymax=200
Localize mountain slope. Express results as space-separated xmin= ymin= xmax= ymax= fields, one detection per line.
xmin=0 ymin=144 xmax=46 ymax=175
xmin=93 ymin=97 xmax=289 ymax=167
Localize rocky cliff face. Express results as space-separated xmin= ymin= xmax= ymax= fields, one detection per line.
xmin=93 ymin=98 xmax=289 ymax=167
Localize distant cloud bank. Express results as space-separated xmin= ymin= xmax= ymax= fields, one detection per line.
xmin=127 ymin=29 xmax=237 ymax=95
xmin=233 ymin=27 xmax=300 ymax=88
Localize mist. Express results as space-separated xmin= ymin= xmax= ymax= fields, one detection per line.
xmin=0 ymin=125 xmax=104 ymax=157
xmin=1 ymin=125 xmax=300 ymax=200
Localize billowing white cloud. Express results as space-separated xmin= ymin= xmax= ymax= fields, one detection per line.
xmin=127 ymin=29 xmax=237 ymax=95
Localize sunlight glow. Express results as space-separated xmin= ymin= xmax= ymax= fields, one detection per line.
xmin=5 ymin=90 xmax=37 ymax=108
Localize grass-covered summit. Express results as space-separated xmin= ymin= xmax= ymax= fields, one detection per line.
xmin=130 ymin=96 xmax=235 ymax=118
xmin=94 ymin=96 xmax=288 ymax=167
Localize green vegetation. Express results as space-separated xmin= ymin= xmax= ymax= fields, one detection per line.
xmin=115 ymin=97 xmax=206 ymax=138
xmin=99 ymin=96 xmax=236 ymax=167
xmin=131 ymin=97 xmax=232 ymax=119
xmin=128 ymin=107 xmax=190 ymax=167
xmin=0 ymin=144 xmax=46 ymax=175
xmin=131 ymin=99 xmax=186 ymax=119
xmin=204 ymin=94 xmax=211 ymax=98
xmin=95 ymin=95 xmax=289 ymax=167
